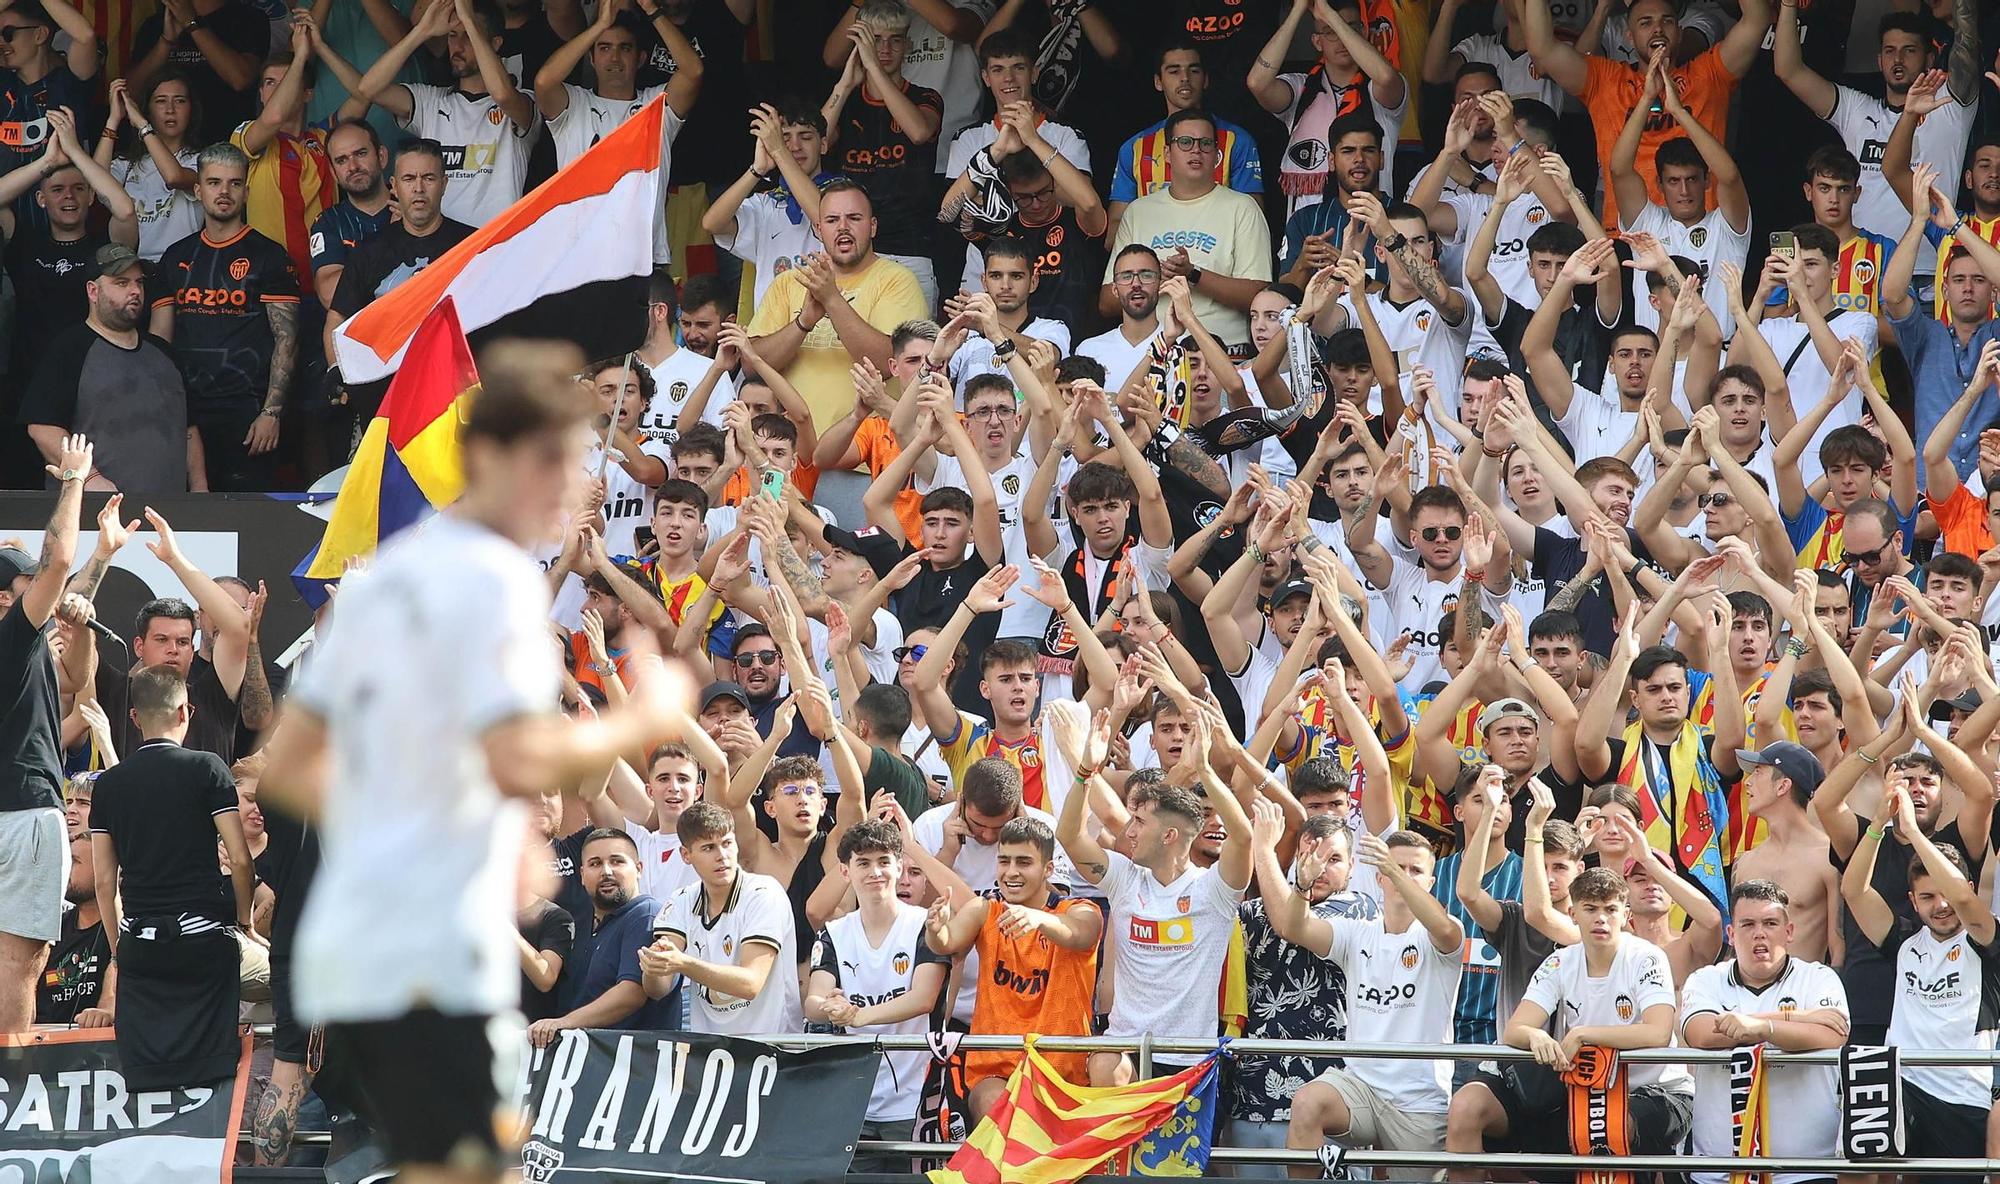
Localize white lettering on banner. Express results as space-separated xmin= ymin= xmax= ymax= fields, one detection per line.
xmin=525 ymin=1033 xmax=776 ymax=1162
xmin=0 ymin=1073 xmax=211 ymax=1132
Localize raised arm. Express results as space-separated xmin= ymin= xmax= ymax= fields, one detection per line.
xmin=1246 ymin=0 xmax=1311 ymax=114
xmin=1518 ymin=0 xmax=1590 ymax=96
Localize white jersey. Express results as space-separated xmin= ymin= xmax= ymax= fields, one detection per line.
xmin=1408 ymin=155 xmax=1497 ymax=204
xmin=1756 ymin=309 xmax=1877 ymax=485
xmin=653 ymin=870 xmax=801 ymax=1035
xmin=716 ymin=191 xmax=820 ymax=309
xmin=812 ymin=904 xmax=948 ymax=1121
xmin=1076 ymin=325 xmax=1156 ymax=395
xmin=291 ymin=514 xmax=555 ymax=1022
xmin=547 ymin=84 xmax=680 ymax=264
xmin=1622 ymin=203 xmax=1751 ymax=339
xmin=634 ymin=347 xmax=731 ymax=448
xmin=1554 ymin=381 xmax=1639 ymax=464
xmin=1337 ymin=289 xmax=1479 ymax=422
xmin=927 ymin=448 xmax=1052 ymax=640
xmin=1521 ymin=933 xmax=1691 ymax=1090
xmin=112 ymin=149 xmax=201 ymax=260
xmin=1099 ymin=850 xmax=1245 ymax=1064
xmin=1450 ymin=35 xmax=1565 ymax=111
xmin=946 ymin=320 xmax=1073 ymax=402
xmin=1321 ymin=915 xmax=1463 ymax=1113
xmin=1825 ymin=86 xmax=1975 ymax=272
xmin=945 ymin=118 xmax=1090 ymax=181
xmin=1366 ymin=555 xmax=1461 ymax=691
xmin=1441 ymin=190 xmax=1557 ymax=311
xmin=628 ymin=819 xmax=701 ymax=907
xmin=585 ymin=437 xmax=672 ymax=558
xmin=398 ymin=84 xmax=540 ymax=228
xmin=1887 ymin=924 xmax=2000 ymax=1109
xmin=1681 ymin=957 xmax=1848 ymax=1184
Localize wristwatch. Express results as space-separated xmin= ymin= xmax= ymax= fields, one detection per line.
xmin=1380 ymin=232 xmax=1409 ymax=253
xmin=1186 ymin=266 xmax=1204 ymax=287
xmin=991 ymin=338 xmax=1017 ymax=361
xmin=57 ymin=468 xmax=82 ymax=483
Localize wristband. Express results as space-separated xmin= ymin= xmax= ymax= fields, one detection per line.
xmin=1481 ymin=443 xmax=1508 ymax=458
xmin=992 ymin=338 xmax=1017 ymax=361
xmin=1856 ymin=751 xmax=1880 ymax=765
xmin=1523 ymin=834 xmax=1544 ymax=844
xmin=1464 ymin=568 xmax=1487 ymax=584
xmin=1075 ymin=767 xmax=1099 ymax=783
xmin=1784 ymin=637 xmax=1809 ymax=659
xmin=1865 ymin=824 xmax=1885 ymax=840
xmin=1247 ymin=542 xmax=1266 ymax=564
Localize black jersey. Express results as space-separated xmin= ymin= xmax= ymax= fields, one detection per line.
xmin=152 ymin=226 xmax=300 ymax=413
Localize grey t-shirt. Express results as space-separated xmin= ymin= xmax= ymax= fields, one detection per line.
xmin=19 ymin=323 xmax=188 ymax=493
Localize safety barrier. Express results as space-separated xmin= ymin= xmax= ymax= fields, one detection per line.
xmin=249 ymin=1030 xmax=2000 ymax=1174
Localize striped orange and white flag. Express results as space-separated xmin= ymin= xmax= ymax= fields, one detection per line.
xmin=333 ymin=96 xmax=665 ymax=384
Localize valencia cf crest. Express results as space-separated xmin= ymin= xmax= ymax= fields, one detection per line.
xmin=1852 ymin=258 xmax=1875 ymax=284
xmin=1689 ymin=227 xmax=1707 ymax=248
xmin=1400 ymin=945 xmax=1418 ymax=969
xmin=1002 ymin=474 xmax=1021 ymax=496
xmin=893 ymin=952 xmax=911 ymax=975
xmin=1047 ymin=225 xmax=1065 ymax=247
xmin=1615 ymin=993 xmax=1634 ymax=1021
xmin=722 ymin=937 xmax=735 ymax=958
xmin=230 ymin=258 xmax=250 ymax=281
xmin=1415 ymin=310 xmax=1432 ymax=331
xmin=1176 ymin=895 xmax=1191 ymax=914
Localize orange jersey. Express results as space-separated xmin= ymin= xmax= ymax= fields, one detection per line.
xmin=720 ymin=460 xmax=821 ymax=506
xmin=854 ymin=416 xmax=923 ymax=545
xmin=966 ymin=896 xmax=1100 ymax=1087
xmin=1583 ymin=49 xmax=1735 ymax=229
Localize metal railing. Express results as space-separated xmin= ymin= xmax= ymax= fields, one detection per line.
xmin=239 ymin=1029 xmax=2000 ymax=1174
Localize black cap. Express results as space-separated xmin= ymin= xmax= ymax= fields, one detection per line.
xmin=1734 ymin=741 xmax=1825 ymax=799
xmin=1930 ymin=687 xmax=1983 ymax=721
xmin=821 ymin=523 xmax=904 ymax=582
xmin=0 ymin=545 xmax=31 ymax=584
xmin=700 ymin=681 xmax=751 ymax=711
xmin=1268 ymin=578 xmax=1314 ymax=612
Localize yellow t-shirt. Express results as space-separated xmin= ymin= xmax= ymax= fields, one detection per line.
xmin=744 ymin=256 xmax=928 ymax=433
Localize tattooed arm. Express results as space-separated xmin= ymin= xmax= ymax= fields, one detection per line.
xmin=237 ymin=583 xmax=275 ymax=732
xmin=245 ymin=301 xmax=298 ymax=457
xmin=65 ymin=495 xmax=136 ymax=601
xmin=1164 ymin=431 xmax=1229 ymax=499
xmin=1946 ymin=0 xmax=1979 ymax=104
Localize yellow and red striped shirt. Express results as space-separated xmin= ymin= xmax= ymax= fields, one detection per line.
xmin=1934 ymin=213 xmax=2000 ymax=322
xmin=231 ymin=121 xmax=333 ymax=290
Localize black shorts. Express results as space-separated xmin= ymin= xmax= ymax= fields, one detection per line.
xmin=329 ymin=1009 xmax=516 ymax=1173
xmin=1903 ymin=1083 xmax=1987 ymax=1184
xmin=1480 ymin=1062 xmax=1691 ymax=1156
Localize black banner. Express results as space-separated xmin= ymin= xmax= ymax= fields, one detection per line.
xmin=0 ymin=492 xmax=323 ymax=653
xmin=515 ymin=1030 xmax=878 ymax=1184
xmin=0 ymin=1028 xmax=251 ymax=1181
xmin=1840 ymin=1044 xmax=1905 ymax=1159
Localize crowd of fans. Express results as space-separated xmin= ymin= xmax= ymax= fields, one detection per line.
xmin=6 ymin=0 xmax=2000 ymax=1176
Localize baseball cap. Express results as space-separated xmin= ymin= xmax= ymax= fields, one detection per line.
xmin=1268 ymin=579 xmax=1314 ymax=612
xmin=700 ymin=681 xmax=751 ymax=711
xmin=94 ymin=243 xmax=143 ymax=279
xmin=1929 ymin=687 xmax=1982 ymax=721
xmin=821 ymin=523 xmax=904 ymax=582
xmin=0 ymin=545 xmax=32 ymax=584
xmin=1480 ymin=698 xmax=1538 ymax=734
xmin=1733 ymin=741 xmax=1825 ymax=799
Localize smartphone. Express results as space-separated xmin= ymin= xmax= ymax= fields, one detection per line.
xmin=759 ymin=468 xmax=786 ymax=499
xmin=1769 ymin=231 xmax=1796 ymax=260
xmin=633 ymin=525 xmax=657 ymax=553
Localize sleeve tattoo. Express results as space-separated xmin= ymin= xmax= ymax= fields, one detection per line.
xmin=265 ymin=301 xmax=298 ymax=409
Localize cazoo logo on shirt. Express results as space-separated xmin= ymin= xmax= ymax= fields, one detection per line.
xmin=1150 ymin=230 xmax=1219 ymax=254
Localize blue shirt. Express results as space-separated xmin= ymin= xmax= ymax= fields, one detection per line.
xmin=1433 ymin=849 xmax=1522 ymax=1045
xmin=1890 ymin=304 xmax=2000 ymax=488
xmin=575 ymin=892 xmax=680 ymax=1030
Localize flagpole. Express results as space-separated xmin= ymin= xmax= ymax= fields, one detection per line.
xmin=597 ymin=350 xmax=637 ymax=480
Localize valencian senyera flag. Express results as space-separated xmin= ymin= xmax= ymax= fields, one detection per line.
xmin=930 ymin=1040 xmax=1224 ymax=1184
xmin=293 ymin=298 xmax=478 ymax=607
xmin=332 ymin=95 xmax=665 ymax=383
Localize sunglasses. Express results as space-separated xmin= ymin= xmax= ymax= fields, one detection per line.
xmin=893 ymin=644 xmax=930 ymax=662
xmin=734 ymin=650 xmax=782 ymax=668
xmin=1844 ymin=542 xmax=1892 ymax=566
xmin=1697 ymin=491 xmax=1735 ymax=508
xmin=0 ymin=24 xmax=35 ymax=40
xmin=1419 ymin=525 xmax=1463 ymax=542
